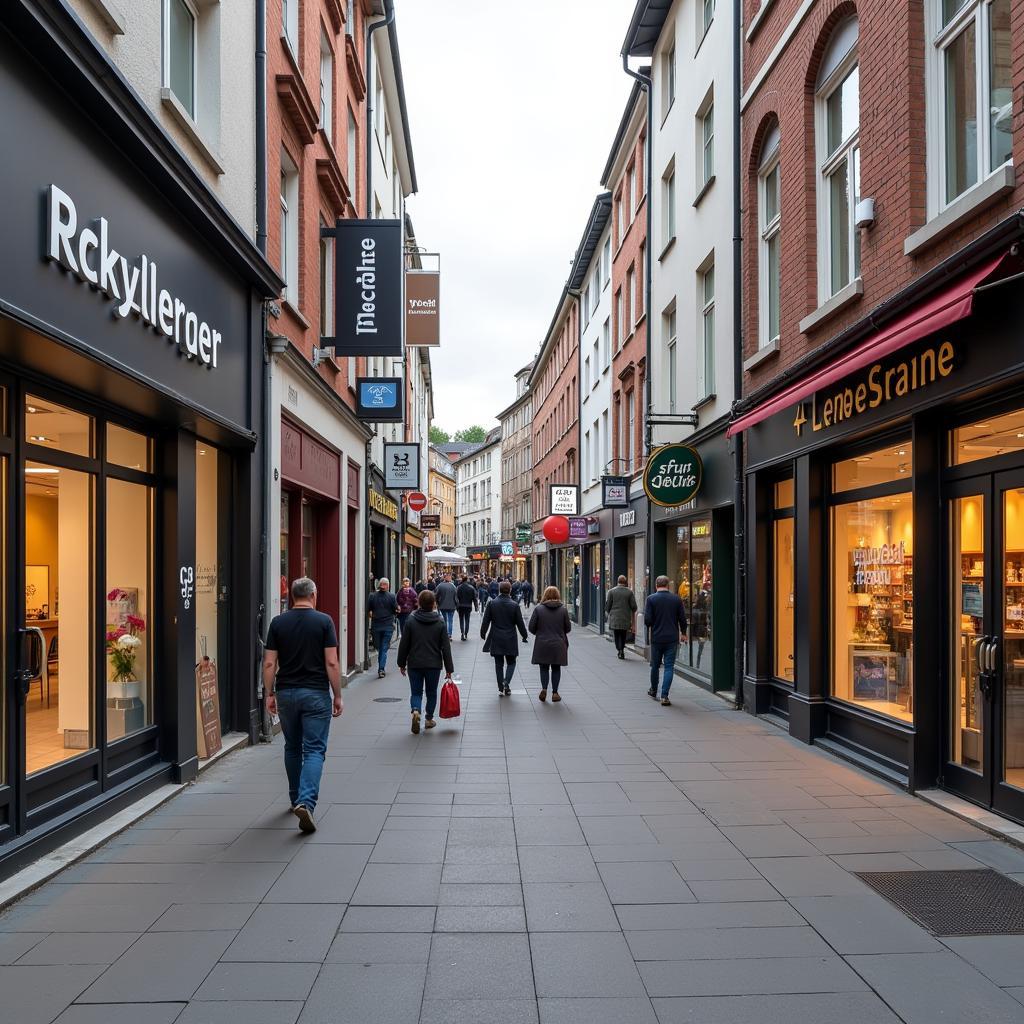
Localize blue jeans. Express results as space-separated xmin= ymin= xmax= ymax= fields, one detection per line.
xmin=650 ymin=642 xmax=678 ymax=698
xmin=408 ymin=667 xmax=441 ymax=718
xmin=372 ymin=626 xmax=394 ymax=671
xmin=276 ymin=687 xmax=332 ymax=812
xmin=398 ymin=612 xmax=411 ymax=636
xmin=441 ymin=609 xmax=455 ymax=636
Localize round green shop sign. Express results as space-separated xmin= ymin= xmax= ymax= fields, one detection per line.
xmin=643 ymin=444 xmax=703 ymax=507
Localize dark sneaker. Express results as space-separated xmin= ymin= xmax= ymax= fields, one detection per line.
xmin=425 ymin=717 xmax=436 ymax=729
xmin=648 ymin=687 xmax=657 ymax=698
xmin=411 ymin=710 xmax=421 ymax=735
xmin=293 ymin=805 xmax=316 ymax=833
xmin=618 ymin=651 xmax=625 ymax=660
xmin=661 ymin=697 xmax=672 ymax=706
xmin=378 ymin=669 xmax=385 ymax=679
xmin=503 ymin=683 xmax=511 ymax=696
xmin=551 ymin=692 xmax=561 ymax=703
xmin=538 ymin=689 xmax=547 ymax=702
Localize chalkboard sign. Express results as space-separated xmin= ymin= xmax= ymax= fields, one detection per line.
xmin=195 ymin=657 xmax=222 ymax=759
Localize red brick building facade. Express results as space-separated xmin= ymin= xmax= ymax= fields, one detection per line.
xmin=735 ymin=0 xmax=1024 ymax=823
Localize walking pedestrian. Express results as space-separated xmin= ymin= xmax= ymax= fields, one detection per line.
xmin=434 ymin=573 xmax=458 ymax=639
xmin=397 ymin=589 xmax=454 ymax=734
xmin=396 ymin=577 xmax=418 ymax=637
xmin=605 ymin=575 xmax=638 ymax=660
xmin=414 ymin=579 xmax=426 ymax=594
xmin=511 ymin=578 xmax=523 ymax=604
xmin=480 ymin=579 xmax=527 ymax=696
xmin=521 ymin=578 xmax=534 ymax=608
xmin=528 ymin=585 xmax=571 ymax=703
xmin=477 ymin=576 xmax=490 ymax=611
xmin=456 ymin=574 xmax=478 ymax=641
xmin=488 ymin=577 xmax=499 ymax=600
xmin=644 ymin=575 xmax=688 ymax=706
xmin=367 ymin=577 xmax=399 ymax=678
xmin=262 ymin=577 xmax=343 ymax=834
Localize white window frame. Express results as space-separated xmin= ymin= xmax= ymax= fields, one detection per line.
xmin=758 ymin=126 xmax=781 ymax=349
xmin=282 ymin=0 xmax=298 ymax=54
xmin=662 ymin=160 xmax=677 ymax=249
xmin=698 ymin=257 xmax=715 ymax=402
xmin=665 ymin=303 xmax=678 ymax=414
xmin=697 ymin=94 xmax=715 ymax=192
xmin=602 ymin=318 xmax=611 ymax=368
xmin=700 ymin=0 xmax=716 ymax=41
xmin=319 ymin=218 xmax=334 ymax=336
xmin=602 ymin=238 xmax=611 ymax=287
xmin=815 ymin=21 xmax=860 ymax=302
xmin=625 ymin=266 xmax=635 ymax=336
xmin=614 ymin=288 xmax=622 ymax=350
xmin=627 ymin=163 xmax=636 ymax=221
xmin=320 ymin=29 xmax=334 ymax=144
xmin=583 ymin=284 xmax=591 ymax=328
xmin=925 ymin=0 xmax=1013 ymax=216
xmin=280 ymin=151 xmax=300 ymax=305
xmin=163 ymin=0 xmax=198 ymax=120
xmin=662 ymin=42 xmax=676 ymax=120
xmin=347 ymin=108 xmax=358 ymax=190
xmin=345 ymin=0 xmax=354 ymax=36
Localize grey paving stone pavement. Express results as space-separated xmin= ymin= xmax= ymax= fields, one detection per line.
xmin=3 ymin=614 xmax=1024 ymax=1023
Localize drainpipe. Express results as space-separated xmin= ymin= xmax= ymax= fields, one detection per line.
xmin=365 ymin=2 xmax=396 ymax=214
xmin=255 ymin=0 xmax=268 ymax=255
xmin=622 ymin=53 xmax=653 ymax=647
xmin=732 ymin=0 xmax=746 ymax=710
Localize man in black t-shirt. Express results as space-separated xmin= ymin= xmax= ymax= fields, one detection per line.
xmin=263 ymin=577 xmax=343 ymax=834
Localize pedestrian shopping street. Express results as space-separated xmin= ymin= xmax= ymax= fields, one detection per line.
xmin=3 ymin=615 xmax=1024 ymax=1024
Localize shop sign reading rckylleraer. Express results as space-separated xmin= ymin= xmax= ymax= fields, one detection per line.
xmin=643 ymin=444 xmax=703 ymax=508
xmin=792 ymin=340 xmax=956 ymax=437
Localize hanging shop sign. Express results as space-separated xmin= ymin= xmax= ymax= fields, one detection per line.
xmin=356 ymin=377 xmax=403 ymax=422
xmin=405 ymin=270 xmax=440 ymax=346
xmin=792 ymin=341 xmax=956 ymax=437
xmin=601 ymin=475 xmax=629 ymax=508
xmin=420 ymin=513 xmax=440 ymax=530
xmin=550 ymin=484 xmax=580 ymax=516
xmin=568 ymin=517 xmax=589 ymax=541
xmin=331 ymin=218 xmax=402 ymax=357
xmin=369 ymin=488 xmax=398 ymax=521
xmin=643 ymin=444 xmax=703 ymax=508
xmin=45 ymin=185 xmax=225 ymax=368
xmin=515 ymin=524 xmax=532 ymax=543
xmin=407 ymin=491 xmax=428 ymax=512
xmin=384 ymin=442 xmax=421 ymax=490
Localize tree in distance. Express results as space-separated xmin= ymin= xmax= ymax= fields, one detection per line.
xmin=429 ymin=425 xmax=451 ymax=445
xmin=453 ymin=426 xmax=486 ymax=443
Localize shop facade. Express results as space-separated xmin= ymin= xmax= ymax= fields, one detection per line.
xmin=0 ymin=5 xmax=278 ymax=869
xmin=368 ymin=474 xmax=400 ymax=590
xmin=580 ymin=511 xmax=614 ymax=633
xmin=741 ymin=244 xmax=1024 ymax=824
xmin=651 ymin=429 xmax=736 ymax=693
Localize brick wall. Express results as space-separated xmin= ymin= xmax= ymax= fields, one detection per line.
xmin=740 ymin=0 xmax=1024 ymax=399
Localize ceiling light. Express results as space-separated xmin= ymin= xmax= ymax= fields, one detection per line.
xmin=199 ymin=449 xmax=207 ymax=455
xmin=897 ymin=450 xmax=907 ymax=456
xmin=26 ymin=405 xmax=38 ymax=414
xmin=29 ymin=435 xmax=52 ymax=443
xmin=25 ymin=468 xmax=59 ymax=475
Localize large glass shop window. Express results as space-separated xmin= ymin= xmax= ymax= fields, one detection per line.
xmin=671 ymin=519 xmax=713 ymax=675
xmin=195 ymin=442 xmax=221 ymax=667
xmin=774 ymin=480 xmax=795 ymax=683
xmin=830 ymin=444 xmax=913 ymax=723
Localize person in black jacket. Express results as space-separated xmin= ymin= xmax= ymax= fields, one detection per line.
xmin=521 ymin=579 xmax=535 ymax=608
xmin=455 ymin=575 xmax=479 ymax=641
xmin=397 ymin=589 xmax=454 ymax=734
xmin=643 ymin=575 xmax=688 ymax=706
xmin=477 ymin=577 xmax=490 ymax=612
xmin=480 ymin=580 xmax=527 ymax=696
xmin=528 ymin=586 xmax=571 ymax=702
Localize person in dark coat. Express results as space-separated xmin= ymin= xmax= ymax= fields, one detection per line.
xmin=477 ymin=577 xmax=490 ymax=611
xmin=397 ymin=589 xmax=454 ymax=734
xmin=414 ymin=580 xmax=426 ymax=594
xmin=644 ymin=575 xmax=688 ymax=705
xmin=480 ymin=580 xmax=527 ymax=696
xmin=510 ymin=579 xmax=523 ymax=604
xmin=367 ymin=578 xmax=399 ymax=678
xmin=488 ymin=578 xmax=499 ymax=599
xmin=605 ymin=575 xmax=638 ymax=660
xmin=521 ymin=579 xmax=535 ymax=608
xmin=528 ymin=586 xmax=571 ymax=702
xmin=456 ymin=575 xmax=478 ymax=641
xmin=396 ymin=578 xmax=419 ymax=637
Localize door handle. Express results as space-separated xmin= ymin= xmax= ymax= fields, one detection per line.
xmin=975 ymin=636 xmax=990 ymax=673
xmin=988 ymin=638 xmax=1000 ymax=674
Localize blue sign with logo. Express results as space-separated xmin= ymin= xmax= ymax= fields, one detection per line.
xmin=356 ymin=376 xmax=403 ymax=422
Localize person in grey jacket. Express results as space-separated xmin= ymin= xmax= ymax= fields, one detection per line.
xmin=528 ymin=587 xmax=571 ymax=702
xmin=434 ymin=575 xmax=459 ymax=639
xmin=397 ymin=589 xmax=454 ymax=734
xmin=605 ymin=576 xmax=638 ymax=660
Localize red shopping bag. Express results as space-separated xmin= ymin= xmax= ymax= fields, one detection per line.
xmin=439 ymin=677 xmax=461 ymax=719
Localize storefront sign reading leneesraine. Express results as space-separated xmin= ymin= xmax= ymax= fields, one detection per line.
xmin=643 ymin=444 xmax=703 ymax=508
xmin=793 ymin=341 xmax=956 ymax=437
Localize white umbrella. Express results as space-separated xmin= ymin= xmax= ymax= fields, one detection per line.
xmin=425 ymin=549 xmax=469 ymax=565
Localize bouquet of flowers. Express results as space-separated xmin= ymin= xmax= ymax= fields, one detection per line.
xmin=107 ymin=589 xmax=146 ymax=682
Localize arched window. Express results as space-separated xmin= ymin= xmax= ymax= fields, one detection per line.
xmin=758 ymin=123 xmax=781 ymax=349
xmin=815 ymin=18 xmax=860 ymax=300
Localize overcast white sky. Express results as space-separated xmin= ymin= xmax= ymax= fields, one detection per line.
xmin=398 ymin=0 xmax=634 ymax=434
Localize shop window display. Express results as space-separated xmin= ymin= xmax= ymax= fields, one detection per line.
xmin=774 ymin=480 xmax=795 ymax=682
xmin=672 ymin=519 xmax=712 ymax=676
xmin=831 ymin=493 xmax=914 ymax=722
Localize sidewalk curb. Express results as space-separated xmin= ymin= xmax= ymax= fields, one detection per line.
xmin=0 ymin=732 xmax=249 ymax=913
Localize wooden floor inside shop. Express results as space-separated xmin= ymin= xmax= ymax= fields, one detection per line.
xmin=23 ymin=676 xmax=82 ymax=776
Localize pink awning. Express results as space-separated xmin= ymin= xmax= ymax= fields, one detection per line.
xmin=727 ymin=253 xmax=1008 ymax=438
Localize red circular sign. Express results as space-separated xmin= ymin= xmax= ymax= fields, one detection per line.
xmin=542 ymin=515 xmax=570 ymax=545
xmin=407 ymin=491 xmax=428 ymax=512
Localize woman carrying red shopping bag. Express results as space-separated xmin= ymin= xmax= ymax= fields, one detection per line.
xmin=397 ymin=589 xmax=455 ymax=734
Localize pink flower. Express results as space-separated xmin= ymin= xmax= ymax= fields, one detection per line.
xmin=126 ymin=615 xmax=146 ymax=632
xmin=106 ymin=628 xmax=126 ymax=644
xmin=107 ymin=588 xmax=124 ymax=602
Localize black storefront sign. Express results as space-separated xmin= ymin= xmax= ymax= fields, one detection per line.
xmin=331 ymin=219 xmax=402 ymax=357
xmin=356 ymin=376 xmax=403 ymax=422
xmin=601 ymin=475 xmax=629 ymax=508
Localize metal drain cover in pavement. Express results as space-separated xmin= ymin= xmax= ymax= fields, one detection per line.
xmin=855 ymin=869 xmax=1024 ymax=936
xmin=373 ymin=697 xmax=402 ymax=703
